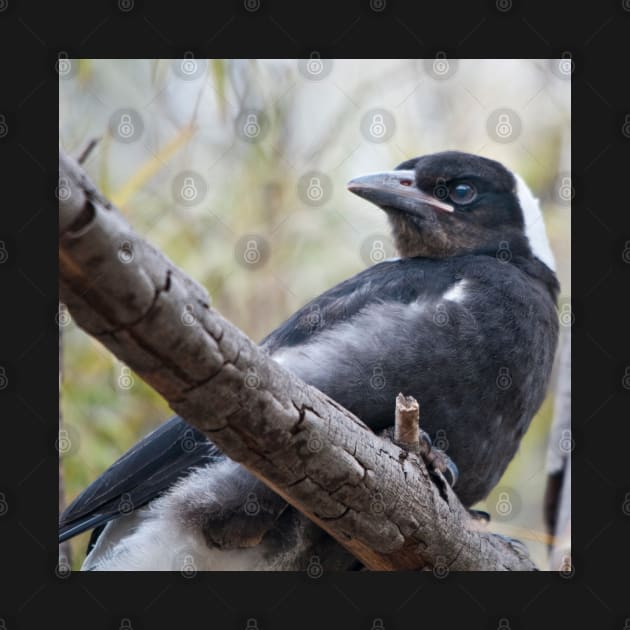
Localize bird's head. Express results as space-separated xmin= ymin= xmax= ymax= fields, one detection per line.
xmin=347 ymin=150 xmax=555 ymax=270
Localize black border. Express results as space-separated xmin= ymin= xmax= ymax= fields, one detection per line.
xmin=1 ymin=0 xmax=629 ymax=628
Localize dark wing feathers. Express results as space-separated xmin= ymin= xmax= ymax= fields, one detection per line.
xmin=59 ymin=416 xmax=221 ymax=542
xmin=260 ymin=257 xmax=449 ymax=352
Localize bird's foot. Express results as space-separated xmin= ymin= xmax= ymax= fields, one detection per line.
xmin=381 ymin=426 xmax=459 ymax=488
xmin=201 ymin=501 xmax=288 ymax=549
xmin=202 ymin=509 xmax=281 ymax=550
xmin=199 ymin=481 xmax=288 ymax=551
xmin=418 ymin=429 xmax=459 ymax=488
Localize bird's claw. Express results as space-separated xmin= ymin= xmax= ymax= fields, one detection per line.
xmin=443 ymin=458 xmax=459 ymax=487
xmin=418 ymin=429 xmax=459 ymax=488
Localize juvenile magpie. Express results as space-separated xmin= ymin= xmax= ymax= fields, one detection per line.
xmin=59 ymin=151 xmax=560 ymax=570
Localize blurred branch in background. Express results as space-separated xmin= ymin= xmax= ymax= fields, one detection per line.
xmin=111 ymin=122 xmax=197 ymax=209
xmin=544 ymin=329 xmax=572 ymax=570
xmin=59 ymin=59 xmax=570 ymax=568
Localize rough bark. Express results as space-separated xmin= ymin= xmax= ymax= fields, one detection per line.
xmin=57 ymin=150 xmax=537 ymax=571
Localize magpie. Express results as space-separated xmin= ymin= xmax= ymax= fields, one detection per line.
xmin=59 ymin=151 xmax=560 ymax=570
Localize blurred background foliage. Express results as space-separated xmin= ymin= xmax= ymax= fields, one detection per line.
xmin=60 ymin=59 xmax=570 ymax=569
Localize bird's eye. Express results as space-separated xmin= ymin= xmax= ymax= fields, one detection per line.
xmin=449 ymin=183 xmax=477 ymax=205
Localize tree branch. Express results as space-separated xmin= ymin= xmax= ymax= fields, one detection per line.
xmin=58 ymin=150 xmax=537 ymax=571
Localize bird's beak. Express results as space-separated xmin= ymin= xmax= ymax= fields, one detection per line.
xmin=347 ymin=170 xmax=454 ymax=214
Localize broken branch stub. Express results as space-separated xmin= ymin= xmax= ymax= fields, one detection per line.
xmin=394 ymin=393 xmax=421 ymax=452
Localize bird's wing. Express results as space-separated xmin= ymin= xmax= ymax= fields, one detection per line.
xmin=261 ymin=257 xmax=446 ymax=353
xmin=59 ymin=416 xmax=221 ymax=542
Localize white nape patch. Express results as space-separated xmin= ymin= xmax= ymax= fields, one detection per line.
xmin=514 ymin=173 xmax=556 ymax=271
xmin=442 ymin=279 xmax=468 ymax=304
